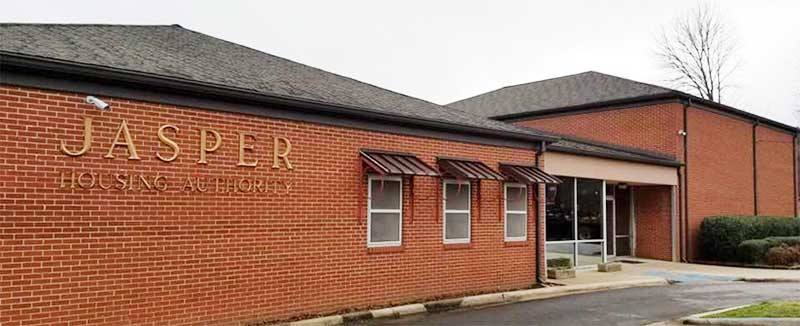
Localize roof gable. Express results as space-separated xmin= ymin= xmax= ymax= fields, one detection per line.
xmin=448 ymin=71 xmax=673 ymax=118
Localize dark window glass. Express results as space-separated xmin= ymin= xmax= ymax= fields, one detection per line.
xmin=577 ymin=179 xmax=603 ymax=240
xmin=605 ymin=184 xmax=615 ymax=197
xmin=546 ymin=177 xmax=574 ymax=241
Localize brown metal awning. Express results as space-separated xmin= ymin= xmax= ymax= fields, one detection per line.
xmin=437 ymin=157 xmax=505 ymax=180
xmin=360 ymin=149 xmax=439 ymax=176
xmin=499 ymin=163 xmax=562 ymax=184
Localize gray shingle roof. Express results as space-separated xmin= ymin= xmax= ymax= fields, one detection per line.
xmin=448 ymin=71 xmax=674 ymax=118
xmin=0 ymin=23 xmax=554 ymax=140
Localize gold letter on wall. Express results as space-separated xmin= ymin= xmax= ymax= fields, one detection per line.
xmin=156 ymin=124 xmax=181 ymax=162
xmin=272 ymin=136 xmax=293 ymax=170
xmin=60 ymin=117 xmax=92 ymax=156
xmin=237 ymin=132 xmax=258 ymax=167
xmin=104 ymin=120 xmax=141 ymax=160
xmin=198 ymin=129 xmax=222 ymax=164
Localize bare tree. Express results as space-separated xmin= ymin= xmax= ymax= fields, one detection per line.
xmin=656 ymin=4 xmax=739 ymax=103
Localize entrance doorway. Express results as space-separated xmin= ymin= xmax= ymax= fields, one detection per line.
xmin=614 ymin=187 xmax=632 ymax=256
xmin=606 ymin=184 xmax=632 ymax=257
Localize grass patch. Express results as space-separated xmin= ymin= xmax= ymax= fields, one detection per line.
xmin=704 ymin=301 xmax=800 ymax=318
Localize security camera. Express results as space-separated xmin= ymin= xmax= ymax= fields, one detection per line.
xmin=85 ymin=96 xmax=111 ymax=111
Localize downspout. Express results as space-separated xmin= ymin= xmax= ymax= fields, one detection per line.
xmin=681 ymin=99 xmax=690 ymax=262
xmin=534 ymin=141 xmax=546 ymax=284
xmin=753 ymin=120 xmax=760 ymax=215
xmin=677 ymin=158 xmax=684 ymax=262
xmin=795 ymin=133 xmax=798 ymax=217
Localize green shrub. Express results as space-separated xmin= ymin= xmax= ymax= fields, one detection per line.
xmin=701 ymin=216 xmax=800 ymax=262
xmin=547 ymin=257 xmax=572 ymax=269
xmin=737 ymin=239 xmax=771 ymax=263
xmin=765 ymin=245 xmax=800 ymax=266
xmin=738 ymin=237 xmax=800 ymax=264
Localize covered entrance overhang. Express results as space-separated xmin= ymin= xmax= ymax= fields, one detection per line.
xmin=542 ymin=151 xmax=681 ymax=269
xmin=543 ymin=151 xmax=678 ymax=186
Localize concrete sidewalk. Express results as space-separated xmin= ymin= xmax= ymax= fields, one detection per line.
xmin=553 ymin=258 xmax=800 ymax=286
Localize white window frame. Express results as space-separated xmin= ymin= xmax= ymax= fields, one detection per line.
xmin=504 ymin=183 xmax=528 ymax=242
xmin=544 ymin=177 xmax=608 ymax=268
xmin=367 ymin=175 xmax=403 ymax=248
xmin=443 ymin=179 xmax=471 ymax=244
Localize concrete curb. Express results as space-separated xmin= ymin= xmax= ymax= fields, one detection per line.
xmin=459 ymin=293 xmax=504 ymax=307
xmin=370 ymin=303 xmax=426 ymax=319
xmin=423 ymin=298 xmax=463 ymax=313
xmin=340 ymin=311 xmax=372 ymax=323
xmin=270 ymin=278 xmax=670 ymax=326
xmin=680 ymin=304 xmax=800 ymax=326
xmin=737 ymin=277 xmax=800 ymax=283
xmin=683 ymin=317 xmax=800 ymax=326
xmin=288 ymin=315 xmax=343 ymax=326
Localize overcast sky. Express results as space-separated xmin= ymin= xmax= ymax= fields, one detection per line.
xmin=4 ymin=0 xmax=800 ymax=126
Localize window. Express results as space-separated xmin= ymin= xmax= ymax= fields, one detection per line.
xmin=545 ymin=177 xmax=607 ymax=268
xmin=443 ymin=179 xmax=470 ymax=244
xmin=546 ymin=177 xmax=575 ymax=241
xmin=505 ymin=183 xmax=528 ymax=241
xmin=577 ymin=179 xmax=603 ymax=240
xmin=367 ymin=175 xmax=402 ymax=247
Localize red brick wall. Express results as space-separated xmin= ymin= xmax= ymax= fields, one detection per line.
xmin=515 ymin=102 xmax=797 ymax=261
xmin=755 ymin=125 xmax=796 ymax=217
xmin=685 ymin=107 xmax=756 ymax=260
xmin=513 ymin=102 xmax=684 ymax=158
xmin=633 ymin=185 xmax=673 ymax=261
xmin=0 ymin=85 xmax=544 ymax=326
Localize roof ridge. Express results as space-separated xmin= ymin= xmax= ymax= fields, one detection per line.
xmin=500 ymin=71 xmax=597 ymax=91
xmin=446 ymin=71 xmax=595 ymax=107
xmin=584 ymin=70 xmax=674 ymax=93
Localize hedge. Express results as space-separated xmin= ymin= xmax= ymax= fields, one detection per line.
xmin=547 ymin=257 xmax=572 ymax=269
xmin=737 ymin=236 xmax=800 ymax=264
xmin=700 ymin=215 xmax=800 ymax=262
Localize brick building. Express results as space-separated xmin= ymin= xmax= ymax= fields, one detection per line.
xmin=0 ymin=24 xmax=790 ymax=325
xmin=450 ymin=71 xmax=800 ymax=262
